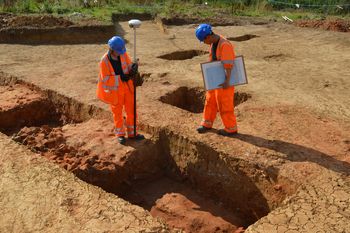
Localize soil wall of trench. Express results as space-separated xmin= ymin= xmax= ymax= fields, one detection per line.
xmin=0 ymin=25 xmax=116 ymax=44
xmin=0 ymin=72 xmax=297 ymax=230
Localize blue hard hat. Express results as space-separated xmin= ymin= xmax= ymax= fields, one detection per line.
xmin=195 ymin=24 xmax=212 ymax=42
xmin=108 ymin=36 xmax=126 ymax=54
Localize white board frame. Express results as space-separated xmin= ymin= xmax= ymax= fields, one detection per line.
xmin=201 ymin=55 xmax=248 ymax=91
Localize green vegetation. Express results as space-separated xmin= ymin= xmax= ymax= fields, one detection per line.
xmin=0 ymin=0 xmax=349 ymax=21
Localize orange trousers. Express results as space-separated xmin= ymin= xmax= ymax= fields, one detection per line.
xmin=201 ymin=86 xmax=237 ymax=133
xmin=109 ymin=79 xmax=138 ymax=137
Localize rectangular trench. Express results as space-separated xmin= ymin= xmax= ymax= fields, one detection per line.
xmin=0 ymin=73 xmax=294 ymax=232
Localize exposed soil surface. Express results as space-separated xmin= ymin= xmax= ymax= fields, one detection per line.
xmin=0 ymin=14 xmax=349 ymax=233
xmin=11 ymin=120 xmax=161 ymax=194
xmin=123 ymin=177 xmax=247 ymax=233
xmin=157 ymin=14 xmax=271 ymax=27
xmin=295 ymin=19 xmax=350 ymax=32
xmin=0 ymin=84 xmax=60 ymax=133
xmin=14 ymin=121 xmax=248 ymax=233
xmin=0 ymin=14 xmax=115 ymax=44
xmin=0 ymin=82 xmax=249 ymax=232
xmin=0 ymin=84 xmax=42 ymax=111
xmin=0 ymin=13 xmax=74 ymax=29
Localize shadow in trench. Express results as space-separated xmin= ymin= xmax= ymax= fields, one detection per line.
xmin=235 ymin=133 xmax=350 ymax=175
xmin=153 ymin=132 xmax=271 ymax=227
xmin=122 ymin=176 xmax=246 ymax=232
xmin=187 ymin=142 xmax=271 ymax=226
xmin=227 ymin=34 xmax=259 ymax=42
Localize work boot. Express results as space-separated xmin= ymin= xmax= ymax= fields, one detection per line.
xmin=197 ymin=126 xmax=211 ymax=134
xmin=129 ymin=134 xmax=145 ymax=140
xmin=218 ymin=129 xmax=238 ymax=137
xmin=118 ymin=136 xmax=126 ymax=145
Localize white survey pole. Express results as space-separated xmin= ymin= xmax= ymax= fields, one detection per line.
xmin=128 ymin=19 xmax=141 ymax=137
xmin=133 ymin=28 xmax=136 ymax=62
xmin=128 ymin=19 xmax=141 ymax=62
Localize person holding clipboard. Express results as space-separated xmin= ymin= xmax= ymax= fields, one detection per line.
xmin=195 ymin=24 xmax=238 ymax=136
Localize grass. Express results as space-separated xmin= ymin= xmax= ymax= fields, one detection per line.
xmin=0 ymin=0 xmax=349 ymax=22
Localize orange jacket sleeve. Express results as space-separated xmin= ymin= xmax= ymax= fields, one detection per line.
xmin=221 ymin=43 xmax=235 ymax=69
xmin=99 ymin=54 xmax=114 ymax=81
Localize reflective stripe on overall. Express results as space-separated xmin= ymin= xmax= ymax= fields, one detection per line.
xmin=110 ymin=79 xmax=137 ymax=137
xmin=103 ymin=52 xmax=138 ymax=137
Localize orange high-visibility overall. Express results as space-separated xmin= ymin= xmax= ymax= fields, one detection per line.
xmin=201 ymin=35 xmax=238 ymax=133
xmin=97 ymin=52 xmax=138 ymax=137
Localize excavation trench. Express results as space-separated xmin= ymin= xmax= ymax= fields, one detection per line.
xmin=227 ymin=34 xmax=259 ymax=42
xmin=154 ymin=16 xmax=269 ymax=27
xmin=0 ymin=76 xmax=287 ymax=232
xmin=157 ymin=50 xmax=208 ymax=60
xmin=0 ymin=14 xmax=116 ymax=44
xmin=159 ymin=86 xmax=252 ymax=113
xmin=0 ymin=25 xmax=116 ymax=44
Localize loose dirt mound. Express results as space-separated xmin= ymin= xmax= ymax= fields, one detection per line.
xmin=0 ymin=13 xmax=114 ymax=44
xmin=157 ymin=14 xmax=270 ymax=26
xmin=0 ymin=84 xmax=42 ymax=111
xmin=11 ymin=122 xmax=136 ymax=196
xmin=151 ymin=192 xmax=243 ymax=233
xmin=295 ymin=19 xmax=350 ymax=32
xmin=13 ymin=126 xmax=88 ymax=171
xmin=0 ymin=14 xmax=74 ymax=29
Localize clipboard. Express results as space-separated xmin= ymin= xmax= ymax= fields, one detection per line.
xmin=200 ymin=55 xmax=248 ymax=91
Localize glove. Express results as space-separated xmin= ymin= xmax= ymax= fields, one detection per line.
xmin=134 ymin=72 xmax=144 ymax=87
xmin=129 ymin=63 xmax=138 ymax=77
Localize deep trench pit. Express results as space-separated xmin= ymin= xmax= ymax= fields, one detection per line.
xmin=0 ymin=14 xmax=116 ymax=44
xmin=0 ymin=79 xmax=284 ymax=232
xmin=227 ymin=34 xmax=259 ymax=42
xmin=157 ymin=50 xmax=209 ymax=60
xmin=159 ymin=86 xmax=252 ymax=113
xmin=263 ymin=53 xmax=289 ymax=62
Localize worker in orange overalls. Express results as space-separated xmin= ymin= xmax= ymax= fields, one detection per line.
xmin=97 ymin=36 xmax=144 ymax=144
xmin=195 ymin=24 xmax=238 ymax=136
